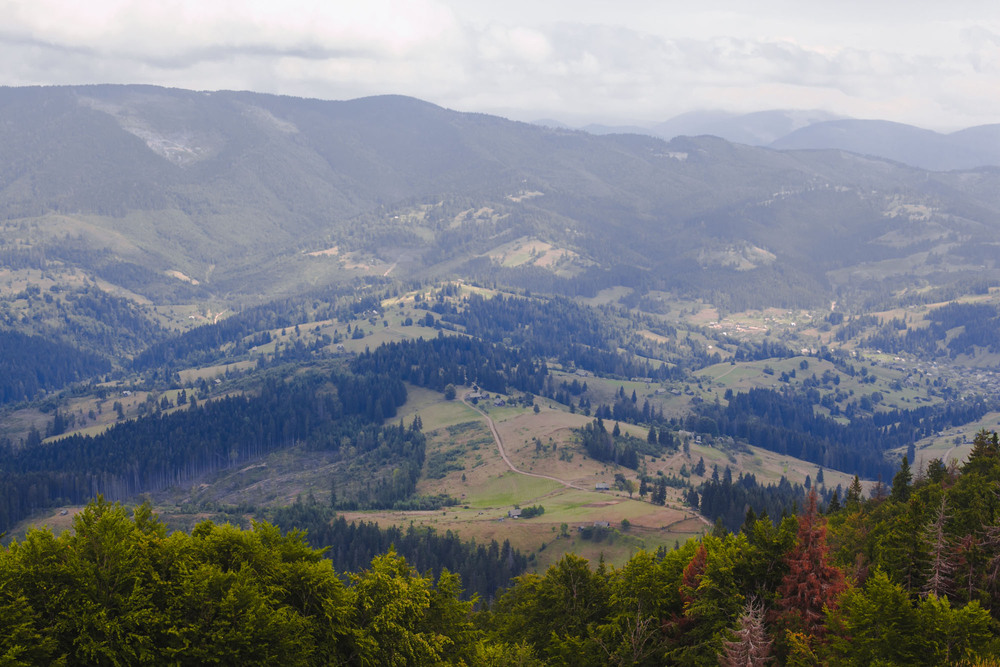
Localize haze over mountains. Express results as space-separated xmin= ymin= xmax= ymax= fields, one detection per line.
xmin=3 ymin=84 xmax=1000 ymax=312
xmin=540 ymin=109 xmax=1000 ymax=172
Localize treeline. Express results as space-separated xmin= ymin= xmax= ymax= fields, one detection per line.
xmin=694 ymin=387 xmax=991 ymax=479
xmin=441 ymin=293 xmax=683 ymax=381
xmin=7 ymin=437 xmax=1000 ymax=664
xmin=323 ymin=420 xmax=430 ymax=510
xmin=0 ymin=329 xmax=110 ymax=405
xmin=575 ymin=418 xmax=665 ymax=469
xmin=270 ymin=501 xmax=527 ymax=601
xmin=696 ymin=471 xmax=810 ymax=533
xmin=482 ymin=439 xmax=1000 ymax=665
xmin=351 ymin=334 xmax=548 ymax=395
xmin=441 ymin=293 xmax=619 ymax=353
xmin=132 ymin=282 xmax=392 ymax=372
xmin=0 ymin=372 xmax=407 ymax=532
xmin=133 ymin=300 xmax=315 ymax=371
xmin=0 ymin=284 xmax=164 ymax=358
xmin=0 ymin=500 xmax=490 ymax=665
xmin=862 ymin=301 xmax=1000 ymax=359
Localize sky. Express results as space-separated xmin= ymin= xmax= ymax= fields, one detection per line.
xmin=3 ymin=0 xmax=999 ymax=131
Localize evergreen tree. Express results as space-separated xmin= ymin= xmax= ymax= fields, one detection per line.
xmin=774 ymin=490 xmax=845 ymax=637
xmin=923 ymin=495 xmax=955 ymax=599
xmin=720 ymin=597 xmax=773 ymax=667
xmin=890 ymin=455 xmax=912 ymax=503
xmin=845 ymin=475 xmax=863 ymax=509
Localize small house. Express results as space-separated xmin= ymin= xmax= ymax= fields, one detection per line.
xmin=595 ymin=482 xmax=610 ymax=491
xmin=508 ymin=509 xmax=522 ymax=519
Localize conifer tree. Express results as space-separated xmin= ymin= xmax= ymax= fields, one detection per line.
xmin=775 ymin=490 xmax=845 ymax=637
xmin=719 ymin=598 xmax=772 ymax=667
xmin=845 ymin=475 xmax=863 ymax=508
xmin=890 ymin=455 xmax=912 ymax=503
xmin=923 ymin=495 xmax=955 ymax=599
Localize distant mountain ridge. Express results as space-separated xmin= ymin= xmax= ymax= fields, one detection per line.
xmin=3 ymin=85 xmax=1000 ymax=311
xmin=536 ymin=109 xmax=1000 ymax=171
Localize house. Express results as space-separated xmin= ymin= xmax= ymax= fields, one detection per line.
xmin=493 ymin=398 xmax=506 ymax=407
xmin=593 ymin=521 xmax=610 ymax=528
xmin=595 ymin=482 xmax=610 ymax=491
xmin=508 ymin=508 xmax=522 ymax=519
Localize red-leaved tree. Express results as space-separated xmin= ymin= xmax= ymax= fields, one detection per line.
xmin=774 ymin=489 xmax=846 ymax=637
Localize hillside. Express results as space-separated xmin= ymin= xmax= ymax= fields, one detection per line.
xmin=770 ymin=118 xmax=1000 ymax=171
xmin=3 ymin=85 xmax=1000 ymax=317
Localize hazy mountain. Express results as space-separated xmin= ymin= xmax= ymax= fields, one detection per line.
xmin=650 ymin=109 xmax=842 ymax=145
xmin=771 ymin=119 xmax=1000 ymax=171
xmin=578 ymin=123 xmax=654 ymax=136
xmin=3 ymin=85 xmax=1000 ymax=310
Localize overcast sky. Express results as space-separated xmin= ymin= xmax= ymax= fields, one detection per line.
xmin=4 ymin=0 xmax=999 ymax=130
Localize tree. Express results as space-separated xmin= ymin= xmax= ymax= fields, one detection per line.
xmin=719 ymin=597 xmax=772 ymax=666
xmin=443 ymin=384 xmax=456 ymax=400
xmin=890 ymin=455 xmax=912 ymax=503
xmin=652 ymin=479 xmax=667 ymax=506
xmin=845 ymin=475 xmax=863 ymax=509
xmin=828 ymin=569 xmax=992 ymax=666
xmin=351 ymin=549 xmax=448 ymax=665
xmin=774 ymin=490 xmax=845 ymax=638
xmin=922 ymin=496 xmax=955 ymax=599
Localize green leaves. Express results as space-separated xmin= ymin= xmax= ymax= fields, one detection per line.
xmin=0 ymin=498 xmax=468 ymax=666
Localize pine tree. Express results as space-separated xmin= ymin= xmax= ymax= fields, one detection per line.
xmin=826 ymin=490 xmax=841 ymax=514
xmin=775 ymin=490 xmax=846 ymax=637
xmin=720 ymin=598 xmax=773 ymax=666
xmin=922 ymin=495 xmax=955 ymax=599
xmin=890 ymin=455 xmax=912 ymax=503
xmin=845 ymin=475 xmax=863 ymax=508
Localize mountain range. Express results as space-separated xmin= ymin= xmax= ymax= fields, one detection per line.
xmin=3 ymin=85 xmax=1000 ymax=312
xmin=542 ymin=109 xmax=1000 ymax=172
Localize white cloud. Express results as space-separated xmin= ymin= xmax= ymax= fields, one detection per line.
xmin=1 ymin=0 xmax=999 ymax=130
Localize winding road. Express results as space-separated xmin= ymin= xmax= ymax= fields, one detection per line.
xmin=464 ymin=398 xmax=712 ymax=527
xmin=464 ymin=399 xmax=587 ymax=491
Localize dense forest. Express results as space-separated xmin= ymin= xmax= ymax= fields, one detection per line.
xmin=351 ymin=335 xmax=548 ymax=395
xmin=693 ymin=386 xmax=992 ymax=479
xmin=0 ymin=371 xmax=408 ymax=532
xmin=6 ymin=432 xmax=1000 ymax=665
xmin=862 ymin=301 xmax=1000 ymax=359
xmin=270 ymin=501 xmax=528 ymax=602
xmin=0 ymin=329 xmax=110 ymax=405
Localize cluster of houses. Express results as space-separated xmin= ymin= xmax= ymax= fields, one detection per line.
xmin=464 ymin=390 xmax=506 ymax=407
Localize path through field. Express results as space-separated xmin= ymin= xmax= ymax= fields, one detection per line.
xmin=465 ymin=399 xmax=587 ymax=491
xmin=465 ymin=398 xmax=711 ymax=527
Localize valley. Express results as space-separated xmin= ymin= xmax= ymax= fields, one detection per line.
xmin=3 ymin=84 xmax=1000 ymax=584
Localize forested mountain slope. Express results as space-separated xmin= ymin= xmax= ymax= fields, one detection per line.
xmin=3 ymin=85 xmax=1000 ymax=307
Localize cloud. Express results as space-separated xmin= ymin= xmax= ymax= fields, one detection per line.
xmin=0 ymin=0 xmax=998 ymax=130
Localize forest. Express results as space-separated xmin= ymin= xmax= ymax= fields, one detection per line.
xmin=0 ymin=371 xmax=408 ymax=532
xmin=693 ymin=386 xmax=991 ymax=480
xmin=5 ymin=431 xmax=1000 ymax=665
